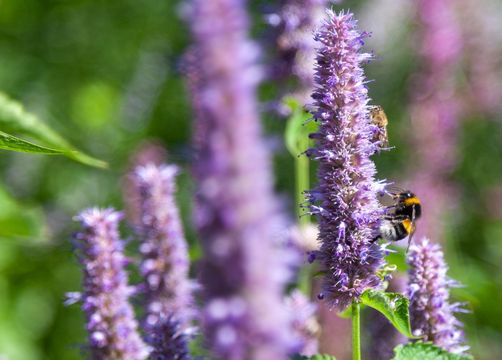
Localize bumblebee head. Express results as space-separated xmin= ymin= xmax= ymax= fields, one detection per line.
xmin=402 ymin=192 xmax=421 ymax=219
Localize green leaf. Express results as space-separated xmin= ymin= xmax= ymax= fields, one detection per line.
xmin=361 ymin=289 xmax=416 ymax=338
xmin=0 ymin=184 xmax=47 ymax=242
xmin=291 ymin=354 xmax=336 ymax=360
xmin=392 ymin=342 xmax=472 ymax=360
xmin=0 ymin=92 xmax=107 ymax=167
xmin=0 ymin=131 xmax=65 ymax=155
xmin=284 ymin=97 xmax=316 ymax=157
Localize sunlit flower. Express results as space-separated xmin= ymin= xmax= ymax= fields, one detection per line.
xmin=307 ymin=10 xmax=386 ymax=310
xmin=73 ymin=208 xmax=150 ymax=360
xmin=407 ymin=238 xmax=468 ymax=354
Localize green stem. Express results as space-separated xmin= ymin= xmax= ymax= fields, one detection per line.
xmin=295 ymin=137 xmax=310 ymax=226
xmin=352 ymin=302 xmax=361 ymax=360
xmin=295 ymin=136 xmax=312 ymax=295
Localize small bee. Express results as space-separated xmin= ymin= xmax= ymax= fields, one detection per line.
xmin=372 ymin=187 xmax=422 ymax=251
xmin=369 ymin=105 xmax=389 ymax=149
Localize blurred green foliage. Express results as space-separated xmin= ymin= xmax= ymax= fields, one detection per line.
xmin=0 ymin=0 xmax=500 ymax=359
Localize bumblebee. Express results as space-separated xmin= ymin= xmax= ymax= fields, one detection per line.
xmin=372 ymin=188 xmax=422 ymax=250
xmin=369 ymin=105 xmax=389 ymax=148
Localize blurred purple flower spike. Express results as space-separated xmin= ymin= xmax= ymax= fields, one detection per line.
xmin=407 ymin=0 xmax=463 ymax=241
xmin=188 ymin=0 xmax=298 ymax=359
xmin=73 ymin=208 xmax=150 ymax=360
xmin=132 ymin=164 xmax=195 ymax=359
xmin=407 ymin=238 xmax=469 ymax=355
xmin=306 ymin=10 xmax=386 ymax=310
xmin=285 ymin=290 xmax=320 ymax=356
xmin=272 ymin=0 xmax=333 ymax=104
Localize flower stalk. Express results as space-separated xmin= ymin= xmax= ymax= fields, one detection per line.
xmin=407 ymin=238 xmax=468 ymax=355
xmin=307 ymin=10 xmax=386 ymax=310
xmin=131 ymin=163 xmax=194 ymax=359
xmin=187 ymin=0 xmax=298 ymax=358
xmin=72 ymin=208 xmax=150 ymax=360
xmin=352 ymin=302 xmax=361 ymax=360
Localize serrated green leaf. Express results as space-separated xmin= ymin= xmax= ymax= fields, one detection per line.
xmin=0 ymin=92 xmax=107 ymax=167
xmin=361 ymin=289 xmax=416 ymax=338
xmin=284 ymin=97 xmax=316 ymax=157
xmin=0 ymin=131 xmax=65 ymax=155
xmin=392 ymin=342 xmax=472 ymax=360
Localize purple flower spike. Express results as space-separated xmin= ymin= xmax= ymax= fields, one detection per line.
xmin=407 ymin=238 xmax=468 ymax=355
xmin=285 ymin=290 xmax=319 ymax=356
xmin=73 ymin=208 xmax=150 ymax=360
xmin=131 ymin=164 xmax=194 ymax=359
xmin=188 ymin=0 xmax=297 ymax=358
xmin=273 ymin=0 xmax=333 ymax=104
xmin=307 ymin=11 xmax=386 ymax=310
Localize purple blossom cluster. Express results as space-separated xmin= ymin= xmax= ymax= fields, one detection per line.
xmin=407 ymin=238 xmax=468 ymax=354
xmin=131 ymin=164 xmax=195 ymax=359
xmin=73 ymin=208 xmax=150 ymax=360
xmin=187 ymin=0 xmax=298 ymax=358
xmin=307 ymin=10 xmax=386 ymax=310
xmin=271 ymin=0 xmax=332 ymax=103
xmin=285 ymin=290 xmax=319 ymax=356
xmin=407 ymin=0 xmax=463 ymax=241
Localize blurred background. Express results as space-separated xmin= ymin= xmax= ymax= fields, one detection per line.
xmin=0 ymin=0 xmax=501 ymax=359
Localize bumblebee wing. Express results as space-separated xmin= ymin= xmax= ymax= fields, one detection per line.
xmin=377 ymin=191 xmax=397 ymax=208
xmin=384 ymin=184 xmax=407 ymax=197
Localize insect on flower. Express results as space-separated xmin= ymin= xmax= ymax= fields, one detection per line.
xmin=369 ymin=105 xmax=389 ymax=149
xmin=373 ymin=187 xmax=422 ymax=251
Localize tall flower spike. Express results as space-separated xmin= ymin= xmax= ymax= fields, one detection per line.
xmin=73 ymin=208 xmax=150 ymax=360
xmin=188 ymin=0 xmax=298 ymax=358
xmin=407 ymin=238 xmax=468 ymax=354
xmin=307 ymin=11 xmax=386 ymax=310
xmin=285 ymin=290 xmax=320 ymax=356
xmin=131 ymin=164 xmax=194 ymax=359
xmin=273 ymin=0 xmax=333 ymax=104
xmin=407 ymin=0 xmax=463 ymax=241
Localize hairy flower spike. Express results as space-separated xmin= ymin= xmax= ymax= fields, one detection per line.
xmin=407 ymin=238 xmax=468 ymax=354
xmin=188 ymin=0 xmax=298 ymax=358
xmin=307 ymin=10 xmax=386 ymax=310
xmin=285 ymin=290 xmax=319 ymax=356
xmin=273 ymin=0 xmax=333 ymax=103
xmin=73 ymin=208 xmax=150 ymax=360
xmin=131 ymin=164 xmax=194 ymax=359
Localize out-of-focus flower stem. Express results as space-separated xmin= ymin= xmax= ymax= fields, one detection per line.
xmin=352 ymin=302 xmax=361 ymax=360
xmin=286 ymin=109 xmax=314 ymax=295
xmin=296 ymin=139 xmax=310 ymax=227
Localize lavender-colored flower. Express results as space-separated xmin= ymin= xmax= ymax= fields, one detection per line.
xmin=407 ymin=238 xmax=468 ymax=354
xmin=131 ymin=164 xmax=194 ymax=359
xmin=271 ymin=0 xmax=333 ymax=104
xmin=73 ymin=208 xmax=150 ymax=360
xmin=285 ymin=290 xmax=320 ymax=356
xmin=406 ymin=0 xmax=463 ymax=241
xmin=306 ymin=10 xmax=386 ymax=310
xmin=187 ymin=0 xmax=298 ymax=358
xmin=144 ymin=316 xmax=193 ymax=360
